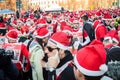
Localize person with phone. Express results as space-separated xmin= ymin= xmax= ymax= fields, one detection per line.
xmin=42 ymin=31 xmax=76 ymax=80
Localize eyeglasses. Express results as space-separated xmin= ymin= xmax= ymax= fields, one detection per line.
xmin=46 ymin=46 xmax=59 ymax=52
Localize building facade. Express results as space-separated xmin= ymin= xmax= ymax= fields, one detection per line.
xmin=0 ymin=0 xmax=119 ymax=11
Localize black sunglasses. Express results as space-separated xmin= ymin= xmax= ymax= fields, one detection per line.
xmin=46 ymin=46 xmax=59 ymax=52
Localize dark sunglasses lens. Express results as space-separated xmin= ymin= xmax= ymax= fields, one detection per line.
xmin=47 ymin=47 xmax=53 ymax=52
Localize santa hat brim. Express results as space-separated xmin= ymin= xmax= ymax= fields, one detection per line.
xmin=74 ymin=54 xmax=106 ymax=76
xmin=102 ymin=18 xmax=112 ymax=21
xmin=48 ymin=38 xmax=68 ymax=50
xmin=112 ymin=38 xmax=119 ymax=44
xmin=36 ymin=32 xmax=50 ymax=39
xmin=7 ymin=35 xmax=17 ymax=40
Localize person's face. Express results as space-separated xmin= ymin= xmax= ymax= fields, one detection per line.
xmin=73 ymin=64 xmax=85 ymax=80
xmin=17 ymin=21 xmax=23 ymax=28
xmin=42 ymin=36 xmax=49 ymax=43
xmin=110 ymin=22 xmax=115 ymax=28
xmin=45 ymin=42 xmax=58 ymax=58
xmin=8 ymin=38 xmax=17 ymax=43
xmin=46 ymin=17 xmax=52 ymax=22
xmin=105 ymin=20 xmax=111 ymax=26
xmin=73 ymin=23 xmax=79 ymax=29
xmin=103 ymin=39 xmax=112 ymax=46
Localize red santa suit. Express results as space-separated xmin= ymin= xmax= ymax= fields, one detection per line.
xmin=2 ymin=30 xmax=30 ymax=71
xmin=72 ymin=27 xmax=90 ymax=47
xmin=95 ymin=23 xmax=107 ymax=41
xmin=46 ymin=20 xmax=58 ymax=34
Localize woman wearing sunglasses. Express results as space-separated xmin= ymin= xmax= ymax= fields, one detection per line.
xmin=41 ymin=31 xmax=76 ymax=80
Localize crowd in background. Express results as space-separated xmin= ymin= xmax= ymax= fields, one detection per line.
xmin=0 ymin=8 xmax=120 ymax=80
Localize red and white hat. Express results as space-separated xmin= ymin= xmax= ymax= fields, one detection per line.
xmin=48 ymin=32 xmax=72 ymax=50
xmin=74 ymin=40 xmax=108 ymax=76
xmin=6 ymin=29 xmax=18 ymax=40
xmin=103 ymin=13 xmax=112 ymax=20
xmin=95 ymin=10 xmax=102 ymax=17
xmin=36 ymin=26 xmax=50 ymax=39
xmin=104 ymin=30 xmax=119 ymax=44
xmin=37 ymin=18 xmax=46 ymax=27
xmin=112 ymin=33 xmax=119 ymax=44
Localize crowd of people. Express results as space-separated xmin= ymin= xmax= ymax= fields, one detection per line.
xmin=0 ymin=8 xmax=120 ymax=80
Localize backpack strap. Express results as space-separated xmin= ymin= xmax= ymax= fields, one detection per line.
xmin=27 ymin=38 xmax=34 ymax=51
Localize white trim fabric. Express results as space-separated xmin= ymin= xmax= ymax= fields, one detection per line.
xmin=74 ymin=55 xmax=106 ymax=76
xmin=48 ymin=38 xmax=68 ymax=50
xmin=112 ymin=38 xmax=119 ymax=44
xmin=36 ymin=32 xmax=50 ymax=39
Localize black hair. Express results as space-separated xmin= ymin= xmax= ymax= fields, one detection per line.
xmin=64 ymin=50 xmax=71 ymax=55
xmin=36 ymin=38 xmax=44 ymax=50
xmin=81 ymin=15 xmax=88 ymax=21
xmin=84 ymin=75 xmax=103 ymax=80
xmin=0 ymin=16 xmax=4 ymax=22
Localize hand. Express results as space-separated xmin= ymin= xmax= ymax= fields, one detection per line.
xmin=73 ymin=41 xmax=80 ymax=49
xmin=47 ymin=51 xmax=60 ymax=68
xmin=41 ymin=60 xmax=47 ymax=68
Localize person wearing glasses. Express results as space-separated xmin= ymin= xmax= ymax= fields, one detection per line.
xmin=42 ymin=31 xmax=76 ymax=80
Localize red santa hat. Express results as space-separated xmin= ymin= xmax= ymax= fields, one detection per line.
xmin=73 ymin=19 xmax=79 ymax=24
xmin=95 ymin=10 xmax=102 ymax=17
xmin=103 ymin=13 xmax=112 ymax=20
xmin=112 ymin=33 xmax=119 ymax=44
xmin=105 ymin=30 xmax=119 ymax=44
xmin=35 ymin=26 xmax=50 ymax=39
xmin=62 ymin=25 xmax=73 ymax=35
xmin=92 ymin=20 xmax=101 ymax=29
xmin=48 ymin=32 xmax=72 ymax=50
xmin=74 ymin=40 xmax=108 ymax=76
xmin=6 ymin=29 xmax=18 ymax=40
xmin=37 ymin=18 xmax=46 ymax=26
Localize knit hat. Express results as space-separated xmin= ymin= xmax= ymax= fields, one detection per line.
xmin=106 ymin=46 xmax=120 ymax=80
xmin=74 ymin=40 xmax=108 ymax=76
xmin=48 ymin=32 xmax=72 ymax=50
xmin=6 ymin=30 xmax=18 ymax=40
xmin=36 ymin=26 xmax=50 ymax=39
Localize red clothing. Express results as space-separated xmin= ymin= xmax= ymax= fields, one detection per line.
xmin=2 ymin=43 xmax=30 ymax=70
xmin=0 ymin=22 xmax=5 ymax=29
xmin=95 ymin=24 xmax=107 ymax=41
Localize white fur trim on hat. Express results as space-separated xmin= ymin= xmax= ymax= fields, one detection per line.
xmin=99 ymin=64 xmax=108 ymax=72
xmin=48 ymin=38 xmax=68 ymax=50
xmin=102 ymin=18 xmax=112 ymax=21
xmin=74 ymin=55 xmax=106 ymax=76
xmin=112 ymin=38 xmax=119 ymax=44
xmin=7 ymin=36 xmax=17 ymax=40
xmin=36 ymin=32 xmax=50 ymax=39
xmin=104 ymin=36 xmax=112 ymax=43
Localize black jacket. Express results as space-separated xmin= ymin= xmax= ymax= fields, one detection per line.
xmin=83 ymin=22 xmax=94 ymax=41
xmin=0 ymin=56 xmax=19 ymax=80
xmin=43 ymin=51 xmax=76 ymax=80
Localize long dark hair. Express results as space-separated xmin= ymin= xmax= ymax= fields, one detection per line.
xmin=36 ymin=38 xmax=44 ymax=50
